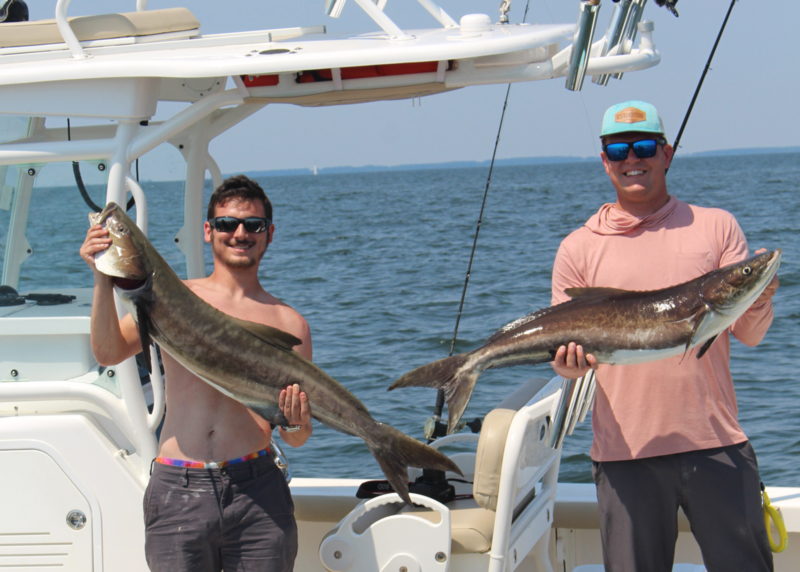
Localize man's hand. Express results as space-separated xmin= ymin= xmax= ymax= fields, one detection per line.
xmin=753 ymin=248 xmax=779 ymax=305
xmin=80 ymin=224 xmax=112 ymax=281
xmin=278 ymin=384 xmax=313 ymax=447
xmin=551 ymin=342 xmax=598 ymax=380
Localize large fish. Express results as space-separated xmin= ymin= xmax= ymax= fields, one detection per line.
xmin=390 ymin=250 xmax=781 ymax=434
xmin=90 ymin=202 xmax=460 ymax=503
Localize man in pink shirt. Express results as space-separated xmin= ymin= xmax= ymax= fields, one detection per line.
xmin=551 ymin=101 xmax=779 ymax=571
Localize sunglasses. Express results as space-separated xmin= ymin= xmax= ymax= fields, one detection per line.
xmin=208 ymin=216 xmax=271 ymax=233
xmin=603 ymin=138 xmax=667 ymax=162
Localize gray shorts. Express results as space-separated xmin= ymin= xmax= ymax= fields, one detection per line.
xmin=592 ymin=441 xmax=773 ymax=572
xmin=143 ymin=454 xmax=298 ymax=572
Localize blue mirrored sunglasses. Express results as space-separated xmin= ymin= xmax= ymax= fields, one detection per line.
xmin=603 ymin=138 xmax=667 ymax=162
xmin=209 ymin=216 xmax=271 ymax=233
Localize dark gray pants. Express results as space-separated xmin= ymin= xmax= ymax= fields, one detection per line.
xmin=592 ymin=442 xmax=773 ymax=572
xmin=144 ymin=455 xmax=298 ymax=572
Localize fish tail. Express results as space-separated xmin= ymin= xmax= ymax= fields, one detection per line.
xmin=366 ymin=423 xmax=463 ymax=505
xmin=388 ymin=352 xmax=483 ymax=435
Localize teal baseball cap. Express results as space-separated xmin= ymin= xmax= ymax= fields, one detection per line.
xmin=600 ymin=100 xmax=666 ymax=138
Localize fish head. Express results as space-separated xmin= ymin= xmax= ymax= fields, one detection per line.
xmin=701 ymin=249 xmax=781 ymax=316
xmin=90 ymin=203 xmax=152 ymax=287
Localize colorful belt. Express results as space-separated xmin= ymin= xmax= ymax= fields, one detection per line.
xmin=155 ymin=448 xmax=270 ymax=469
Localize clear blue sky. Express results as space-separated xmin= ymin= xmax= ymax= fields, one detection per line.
xmin=32 ymin=1 xmax=799 ymax=180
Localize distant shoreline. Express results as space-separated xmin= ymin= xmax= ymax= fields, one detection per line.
xmin=234 ymin=146 xmax=800 ymax=179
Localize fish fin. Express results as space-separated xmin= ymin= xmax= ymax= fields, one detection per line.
xmin=243 ymin=402 xmax=290 ymax=427
xmin=230 ymin=317 xmax=303 ymax=352
xmin=389 ymin=353 xmax=482 ymax=434
xmin=134 ymin=302 xmax=153 ymax=374
xmin=564 ymin=287 xmax=629 ymax=299
xmin=695 ymin=334 xmax=719 ymax=360
xmin=366 ymin=422 xmax=463 ymax=505
xmin=680 ymin=307 xmax=710 ymax=363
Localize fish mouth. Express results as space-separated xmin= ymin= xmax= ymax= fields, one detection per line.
xmin=89 ymin=202 xmax=118 ymax=227
xmin=113 ymin=277 xmax=148 ymax=290
xmin=767 ymin=248 xmax=782 ymax=269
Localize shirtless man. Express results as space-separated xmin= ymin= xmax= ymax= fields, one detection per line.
xmin=80 ymin=175 xmax=311 ymax=572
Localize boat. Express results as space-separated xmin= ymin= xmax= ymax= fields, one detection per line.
xmin=1 ymin=0 xmax=796 ymax=570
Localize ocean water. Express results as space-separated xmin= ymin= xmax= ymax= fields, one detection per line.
xmin=4 ymin=152 xmax=799 ymax=485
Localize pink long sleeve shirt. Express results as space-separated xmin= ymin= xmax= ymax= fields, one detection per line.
xmin=551 ymin=196 xmax=774 ymax=461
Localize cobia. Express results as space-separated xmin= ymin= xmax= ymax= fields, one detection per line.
xmin=390 ymin=250 xmax=781 ymax=434
xmin=91 ymin=202 xmax=460 ymax=503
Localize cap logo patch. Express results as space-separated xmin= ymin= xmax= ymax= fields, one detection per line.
xmin=615 ymin=107 xmax=647 ymax=124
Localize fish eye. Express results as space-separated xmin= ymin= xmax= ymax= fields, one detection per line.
xmin=742 ymin=266 xmax=752 ymax=276
xmin=117 ymin=225 xmax=127 ymax=234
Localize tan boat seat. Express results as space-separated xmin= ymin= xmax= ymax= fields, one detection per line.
xmin=0 ymin=8 xmax=199 ymax=49
xmin=401 ymin=497 xmax=494 ymax=554
xmin=401 ymin=377 xmax=551 ymax=554
xmin=318 ymin=377 xmax=556 ymax=572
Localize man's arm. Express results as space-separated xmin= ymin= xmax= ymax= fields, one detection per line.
xmin=80 ymin=224 xmax=141 ymax=366
xmin=278 ymin=313 xmax=313 ymax=447
xmin=550 ymin=242 xmax=598 ymax=379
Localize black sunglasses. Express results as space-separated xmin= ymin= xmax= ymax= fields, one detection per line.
xmin=208 ymin=216 xmax=271 ymax=233
xmin=603 ymin=138 xmax=667 ymax=162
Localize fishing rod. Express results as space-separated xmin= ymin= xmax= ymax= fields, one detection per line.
xmin=670 ymin=0 xmax=737 ymax=163
xmin=426 ymin=0 xmax=534 ymax=441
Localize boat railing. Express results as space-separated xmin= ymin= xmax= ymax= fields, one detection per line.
xmin=55 ymin=0 xmax=88 ymax=59
xmin=326 ymin=0 xmax=457 ymax=30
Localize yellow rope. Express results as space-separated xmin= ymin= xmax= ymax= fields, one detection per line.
xmin=763 ymin=487 xmax=788 ymax=553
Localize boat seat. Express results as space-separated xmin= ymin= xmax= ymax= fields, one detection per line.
xmin=0 ymin=8 xmax=199 ymax=49
xmin=398 ymin=377 xmax=552 ymax=554
xmin=319 ymin=377 xmax=555 ymax=571
xmin=401 ymin=497 xmax=494 ymax=554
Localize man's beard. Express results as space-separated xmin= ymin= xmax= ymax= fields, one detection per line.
xmin=226 ymin=256 xmax=257 ymax=269
xmin=216 ymin=241 xmax=267 ymax=269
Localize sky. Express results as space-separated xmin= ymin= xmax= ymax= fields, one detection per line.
xmin=29 ymin=0 xmax=800 ymax=180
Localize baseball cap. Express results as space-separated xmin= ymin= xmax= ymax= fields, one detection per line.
xmin=600 ymin=100 xmax=666 ymax=138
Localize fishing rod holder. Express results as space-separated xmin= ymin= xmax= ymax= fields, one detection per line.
xmin=592 ymin=0 xmax=635 ymax=85
xmin=613 ymin=0 xmax=648 ymax=80
xmin=566 ymin=0 xmax=601 ymax=92
xmin=549 ymin=371 xmax=596 ymax=449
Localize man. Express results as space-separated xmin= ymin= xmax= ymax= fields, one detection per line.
xmin=551 ymin=101 xmax=779 ymax=571
xmin=80 ymin=175 xmax=312 ymax=572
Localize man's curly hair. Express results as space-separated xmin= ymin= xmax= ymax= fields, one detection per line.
xmin=207 ymin=175 xmax=272 ymax=221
